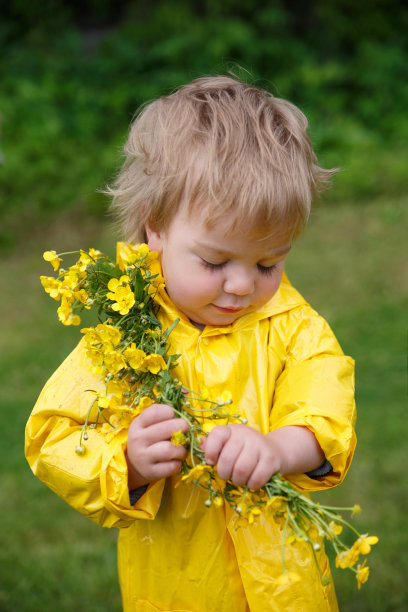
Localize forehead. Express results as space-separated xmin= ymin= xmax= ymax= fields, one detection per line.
xmin=171 ymin=205 xmax=291 ymax=257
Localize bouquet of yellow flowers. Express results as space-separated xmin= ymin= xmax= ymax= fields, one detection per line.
xmin=41 ymin=242 xmax=377 ymax=589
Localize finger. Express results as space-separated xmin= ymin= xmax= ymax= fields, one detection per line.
xmin=231 ymin=448 xmax=259 ymax=487
xmin=204 ymin=425 xmax=231 ymax=466
xmin=137 ymin=403 xmax=176 ymax=428
xmin=150 ymin=440 xmax=188 ymax=463
xmin=216 ymin=437 xmax=245 ymax=482
xmin=147 ymin=459 xmax=184 ymax=481
xmin=142 ymin=418 xmax=189 ymax=444
xmin=246 ymin=456 xmax=275 ymax=490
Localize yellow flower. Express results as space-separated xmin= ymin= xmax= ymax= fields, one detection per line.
xmin=124 ymin=344 xmax=147 ymax=370
xmin=40 ymin=276 xmax=63 ymax=300
xmin=103 ymin=350 xmax=127 ymax=374
xmin=81 ymin=327 xmax=103 ymax=345
xmin=74 ymin=288 xmax=89 ymax=305
xmin=96 ymin=323 xmax=122 ymax=347
xmin=88 ymin=247 xmax=102 ymax=260
xmin=146 ymin=257 xmax=165 ymax=293
xmin=329 ymin=521 xmax=343 ymax=536
xmin=43 ymin=250 xmax=62 ymax=271
xmin=356 ymin=560 xmax=370 ymax=589
xmin=152 ymin=385 xmax=161 ymax=397
xmin=77 ymin=248 xmax=102 ymax=270
xmin=211 ymin=472 xmax=226 ymax=493
xmin=106 ymin=379 xmax=128 ymax=398
xmin=109 ymin=410 xmax=134 ymax=430
xmin=97 ymin=394 xmax=122 ymax=410
xmin=243 ymin=506 xmax=262 ymax=525
xmin=132 ymin=396 xmax=154 ymax=416
xmin=85 ymin=346 xmax=103 ymax=365
xmin=97 ymin=396 xmax=110 ymax=409
xmin=181 ymin=464 xmax=212 ymax=484
xmin=138 ymin=396 xmax=154 ymax=410
xmin=81 ymin=325 xmax=123 ymax=358
xmin=212 ymin=495 xmax=224 ymax=508
xmin=171 ymin=431 xmax=187 ymax=447
xmin=57 ymin=296 xmax=81 ymax=326
xmin=107 ymin=276 xmax=135 ymax=315
xmin=335 ymin=547 xmax=360 ymax=569
xmin=231 ymin=490 xmax=263 ymax=525
xmin=265 ymin=496 xmax=286 ymax=514
xmin=142 ymin=353 xmax=167 ymax=374
xmin=62 ymin=267 xmax=82 ymax=288
xmin=286 ymin=533 xmax=305 ymax=546
xmin=354 ymin=534 xmax=379 ymax=556
xmin=116 ymin=242 xmax=155 ymax=270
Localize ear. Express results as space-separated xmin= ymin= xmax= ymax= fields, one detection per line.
xmin=145 ymin=223 xmax=164 ymax=254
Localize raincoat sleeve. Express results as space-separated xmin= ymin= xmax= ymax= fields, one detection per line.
xmin=269 ymin=305 xmax=356 ymax=492
xmin=25 ymin=340 xmax=165 ymax=528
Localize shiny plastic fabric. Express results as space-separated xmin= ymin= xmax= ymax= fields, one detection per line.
xmin=25 ymin=272 xmax=356 ymax=611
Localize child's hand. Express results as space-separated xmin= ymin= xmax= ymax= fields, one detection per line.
xmin=126 ymin=404 xmax=189 ymax=489
xmin=202 ymin=424 xmax=326 ymax=490
xmin=201 ymin=424 xmax=283 ymax=490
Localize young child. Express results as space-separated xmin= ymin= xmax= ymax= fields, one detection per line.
xmin=26 ymin=76 xmax=356 ymax=611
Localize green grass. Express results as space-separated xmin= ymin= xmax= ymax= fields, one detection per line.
xmin=1 ymin=197 xmax=407 ymax=610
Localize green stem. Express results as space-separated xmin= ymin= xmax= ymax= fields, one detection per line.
xmin=281 ymin=511 xmax=290 ymax=573
xmin=79 ymin=398 xmax=98 ymax=446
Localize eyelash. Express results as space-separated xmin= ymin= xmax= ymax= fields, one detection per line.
xmin=200 ymin=260 xmax=277 ymax=276
xmin=200 ymin=260 xmax=226 ymax=271
xmin=257 ymin=263 xmax=277 ymax=276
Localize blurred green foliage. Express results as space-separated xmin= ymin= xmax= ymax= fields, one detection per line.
xmin=1 ymin=0 xmax=407 ymax=247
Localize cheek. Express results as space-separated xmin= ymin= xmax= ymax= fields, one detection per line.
xmin=259 ymin=275 xmax=282 ymax=300
xmin=170 ymin=269 xmax=219 ymax=304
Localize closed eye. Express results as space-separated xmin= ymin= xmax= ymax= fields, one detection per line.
xmin=201 ymin=259 xmax=278 ymax=275
xmin=200 ymin=258 xmax=227 ymax=271
xmin=257 ymin=263 xmax=277 ymax=276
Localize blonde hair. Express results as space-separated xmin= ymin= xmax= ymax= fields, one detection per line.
xmin=108 ymin=75 xmax=336 ymax=243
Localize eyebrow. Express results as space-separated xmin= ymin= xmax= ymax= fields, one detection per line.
xmin=194 ymin=241 xmax=291 ymax=259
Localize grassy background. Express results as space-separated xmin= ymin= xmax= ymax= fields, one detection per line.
xmin=0 ymin=195 xmax=406 ymax=610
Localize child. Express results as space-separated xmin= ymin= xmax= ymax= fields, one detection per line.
xmin=26 ymin=76 xmax=356 ymax=611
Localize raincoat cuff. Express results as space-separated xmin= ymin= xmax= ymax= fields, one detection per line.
xmin=270 ymin=414 xmax=356 ymax=492
xmin=100 ymin=431 xmax=165 ymax=524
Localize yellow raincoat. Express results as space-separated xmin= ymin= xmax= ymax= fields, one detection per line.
xmin=25 ymin=272 xmax=356 ymax=611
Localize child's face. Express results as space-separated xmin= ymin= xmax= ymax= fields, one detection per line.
xmin=146 ymin=207 xmax=290 ymax=327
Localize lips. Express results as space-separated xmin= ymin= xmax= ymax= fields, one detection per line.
xmin=212 ymin=304 xmax=244 ymax=314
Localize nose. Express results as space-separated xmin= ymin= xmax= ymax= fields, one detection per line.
xmin=223 ymin=266 xmax=255 ymax=296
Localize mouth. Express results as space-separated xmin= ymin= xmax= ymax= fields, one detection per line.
xmin=212 ymin=304 xmax=244 ymax=314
